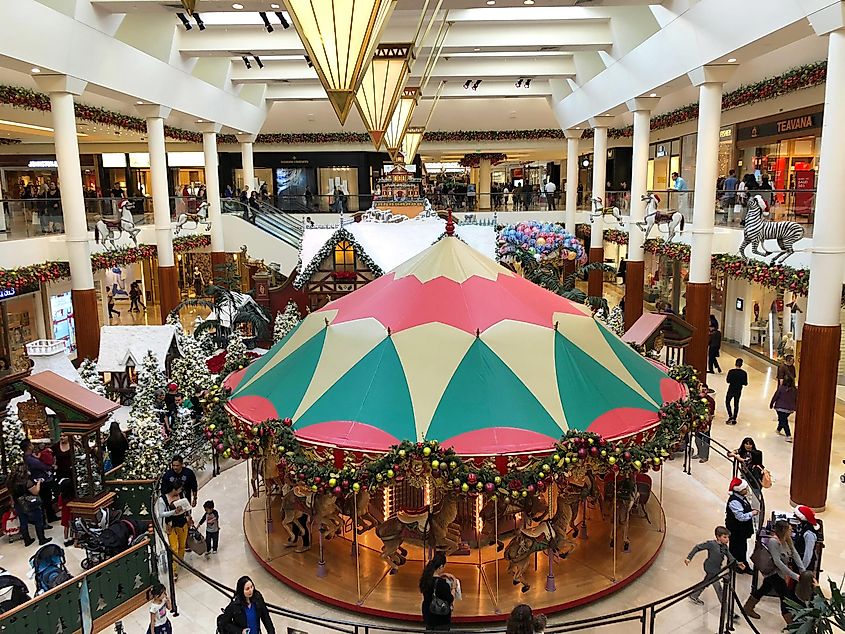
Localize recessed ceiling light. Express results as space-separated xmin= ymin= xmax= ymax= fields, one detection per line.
xmin=486 ymin=0 xmax=495 ymax=4
xmin=196 ymin=119 xmax=205 ymax=123
xmin=232 ymin=3 xmax=244 ymax=9
xmin=524 ymin=0 xmax=534 ymax=4
xmin=649 ymin=93 xmax=657 ymax=97
xmin=270 ymin=3 xmax=280 ymax=7
xmin=727 ymin=58 xmax=737 ymax=63
xmin=31 ymin=67 xmax=40 ymax=73
xmin=473 ymin=48 xmax=480 ymax=52
xmin=136 ymin=100 xmax=144 ymax=105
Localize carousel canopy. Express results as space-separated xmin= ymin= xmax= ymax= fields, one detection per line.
xmin=226 ymin=237 xmax=684 ymax=456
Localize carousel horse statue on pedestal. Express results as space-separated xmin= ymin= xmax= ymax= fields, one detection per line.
xmin=637 ymin=193 xmax=684 ymax=242
xmin=738 ymin=193 xmax=804 ymax=264
xmin=280 ymin=483 xmax=342 ymax=552
xmin=174 ymin=201 xmax=211 ymax=235
xmin=95 ymin=199 xmax=140 ymax=248
xmin=480 ymin=493 xmax=548 ymax=552
xmin=590 ymin=196 xmax=624 ymax=226
xmin=504 ymin=515 xmax=576 ymax=593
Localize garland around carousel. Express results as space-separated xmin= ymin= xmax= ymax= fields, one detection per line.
xmin=202 ymin=365 xmax=710 ymax=500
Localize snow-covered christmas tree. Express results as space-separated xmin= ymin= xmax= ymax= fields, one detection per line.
xmin=168 ymin=406 xmax=209 ymax=471
xmin=1 ymin=405 xmax=26 ymax=473
xmin=171 ymin=325 xmax=213 ymax=398
xmin=596 ymin=305 xmax=625 ymax=337
xmin=124 ymin=351 xmax=168 ymax=479
xmin=78 ymin=358 xmax=106 ymax=396
xmin=273 ymin=301 xmax=301 ymax=344
xmin=196 ymin=328 xmax=217 ymax=357
xmin=221 ymin=329 xmax=249 ymax=377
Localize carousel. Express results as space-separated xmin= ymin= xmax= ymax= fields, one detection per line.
xmin=217 ymin=226 xmax=709 ymax=621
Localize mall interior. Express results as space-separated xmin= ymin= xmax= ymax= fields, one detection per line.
xmin=0 ymin=1 xmax=843 ymax=633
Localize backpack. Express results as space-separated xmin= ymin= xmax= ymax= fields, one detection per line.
xmin=750 ymin=540 xmax=778 ymax=577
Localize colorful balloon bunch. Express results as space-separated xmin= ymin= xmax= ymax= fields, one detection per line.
xmin=497 ymin=221 xmax=586 ymax=264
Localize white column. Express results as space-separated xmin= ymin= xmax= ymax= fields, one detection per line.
xmin=589 ymin=122 xmax=609 ymax=251
xmin=625 ymin=98 xmax=660 ymax=259
xmin=35 ymin=75 xmax=92 ymax=290
xmin=236 ymin=133 xmax=257 ymax=194
xmin=687 ymin=66 xmax=734 ymax=284
xmin=478 ymin=158 xmax=492 ymax=211
xmin=805 ymin=26 xmax=845 ymax=327
xmin=564 ymin=130 xmax=580 ymax=233
xmin=200 ymin=123 xmax=224 ymax=253
xmin=138 ymin=106 xmax=174 ymax=268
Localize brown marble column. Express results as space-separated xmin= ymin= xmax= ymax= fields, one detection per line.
xmin=588 ymin=247 xmax=603 ymax=299
xmin=72 ymin=288 xmax=100 ymax=361
xmin=211 ymin=251 xmax=227 ymax=285
xmin=624 ymin=260 xmax=645 ymax=330
xmin=790 ymin=324 xmax=840 ymax=510
xmin=685 ymin=281 xmax=710 ymax=380
xmin=158 ymin=266 xmax=181 ymax=323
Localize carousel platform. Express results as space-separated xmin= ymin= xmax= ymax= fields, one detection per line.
xmin=243 ymin=493 xmax=665 ymax=622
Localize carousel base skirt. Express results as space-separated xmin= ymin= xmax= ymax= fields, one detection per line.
xmin=243 ymin=494 xmax=665 ymax=622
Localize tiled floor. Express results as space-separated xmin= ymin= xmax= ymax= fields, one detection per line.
xmin=1 ymin=301 xmax=842 ymax=633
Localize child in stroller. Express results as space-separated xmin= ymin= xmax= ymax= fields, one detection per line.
xmin=0 ymin=575 xmax=31 ymax=613
xmin=73 ymin=509 xmax=150 ymax=570
xmin=29 ymin=544 xmax=73 ymax=595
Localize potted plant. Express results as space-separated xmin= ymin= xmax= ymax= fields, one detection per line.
xmin=787 ymin=579 xmax=845 ymax=633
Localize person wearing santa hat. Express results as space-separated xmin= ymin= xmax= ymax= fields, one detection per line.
xmin=793 ymin=505 xmax=821 ymax=571
xmin=745 ymin=519 xmax=806 ymax=624
xmin=724 ymin=478 xmax=758 ymax=573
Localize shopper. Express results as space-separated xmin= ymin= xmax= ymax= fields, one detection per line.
xmin=51 ymin=434 xmax=74 ymax=481
xmin=744 ymin=520 xmax=806 ymax=625
xmin=419 ymin=551 xmax=455 ymax=630
xmin=7 ymin=462 xmax=51 ymax=547
xmin=730 ymin=437 xmax=765 ymax=495
xmin=770 ymin=376 xmax=798 ymax=441
xmin=725 ymin=358 xmax=748 ymax=424
xmin=22 ymin=439 xmax=58 ymax=523
xmin=506 ymin=604 xmax=535 ymax=634
xmin=57 ymin=477 xmax=74 ymax=546
xmin=156 ymin=481 xmax=190 ymax=581
xmin=217 ymin=576 xmax=276 ymax=634
xmin=724 ymin=478 xmax=757 ymax=573
xmin=45 ymin=182 xmax=62 ymax=233
xmin=777 ymin=354 xmax=797 ymax=386
xmin=707 ymin=325 xmax=722 ymax=373
xmin=197 ymin=499 xmax=220 ymax=555
xmin=544 ymin=180 xmax=557 ymax=210
xmin=161 ymin=455 xmax=198 ymax=508
xmin=793 ymin=505 xmax=821 ymax=570
xmin=532 ymin=613 xmax=547 ymax=634
xmin=248 ymin=191 xmax=260 ymax=223
xmin=147 ymin=582 xmax=173 ymax=634
xmin=106 ymin=421 xmax=129 ymax=467
xmin=685 ymin=526 xmax=744 ymax=605
xmin=129 ymin=281 xmax=146 ymax=313
xmin=107 ymin=289 xmax=120 ymax=319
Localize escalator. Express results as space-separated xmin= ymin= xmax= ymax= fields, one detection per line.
xmin=221 ymin=199 xmax=303 ymax=249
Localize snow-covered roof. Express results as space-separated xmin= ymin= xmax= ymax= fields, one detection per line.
xmin=206 ymin=292 xmax=269 ymax=329
xmin=299 ymin=218 xmax=496 ymax=275
xmin=96 ymin=325 xmax=178 ymax=373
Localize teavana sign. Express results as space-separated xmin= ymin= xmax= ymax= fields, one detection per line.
xmin=737 ymin=110 xmax=823 ymax=142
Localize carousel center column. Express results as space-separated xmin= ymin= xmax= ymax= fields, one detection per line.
xmin=587 ymin=121 xmax=608 ymax=299
xmin=791 ymin=5 xmax=845 ymax=510
xmin=624 ymin=97 xmax=660 ymax=330
xmin=33 ymin=74 xmax=99 ymax=360
xmin=138 ymin=105 xmax=179 ymax=322
xmin=564 ymin=129 xmax=581 ymax=235
xmin=685 ymin=65 xmax=734 ymax=380
xmin=200 ymin=122 xmax=226 ymax=282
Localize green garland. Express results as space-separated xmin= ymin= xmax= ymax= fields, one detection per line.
xmin=293 ymin=227 xmax=384 ymax=289
xmin=210 ymin=365 xmax=710 ymax=498
xmin=458 ymin=152 xmax=508 ymax=167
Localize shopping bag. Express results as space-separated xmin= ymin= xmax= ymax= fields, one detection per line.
xmin=186 ymin=527 xmax=206 ymax=555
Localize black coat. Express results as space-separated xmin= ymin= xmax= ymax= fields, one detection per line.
xmin=421 ymin=576 xmax=453 ymax=628
xmin=217 ymin=590 xmax=276 ymax=634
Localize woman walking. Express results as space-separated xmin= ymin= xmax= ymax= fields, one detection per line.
xmin=744 ymin=520 xmax=807 ymax=626
xmin=770 ymin=376 xmax=798 ymax=441
xmin=217 ymin=576 xmax=276 ymax=634
xmin=419 ymin=552 xmax=455 ymax=630
xmin=106 ymin=421 xmax=129 ymax=467
xmin=7 ymin=462 xmax=51 ymax=547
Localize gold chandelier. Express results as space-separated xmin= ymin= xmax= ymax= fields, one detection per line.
xmin=383 ymin=87 xmax=420 ymax=162
xmin=285 ymin=0 xmax=397 ymax=125
xmin=355 ymin=44 xmax=413 ymax=150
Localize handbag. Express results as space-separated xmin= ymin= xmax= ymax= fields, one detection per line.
xmin=16 ymin=494 xmax=42 ymax=516
xmin=761 ymin=468 xmax=773 ymax=489
xmin=429 ymin=594 xmax=451 ymax=616
xmin=750 ymin=541 xmax=778 ymax=577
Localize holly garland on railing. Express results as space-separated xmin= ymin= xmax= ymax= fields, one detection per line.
xmin=0 ymin=261 xmax=70 ymax=290
xmin=293 ymin=227 xmax=384 ymax=288
xmin=208 ymin=365 xmax=710 ymax=499
xmin=603 ymin=229 xmax=628 ymax=245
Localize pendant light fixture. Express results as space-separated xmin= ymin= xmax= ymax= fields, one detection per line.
xmin=355 ymin=44 xmax=413 ymax=149
xmin=383 ymin=86 xmax=420 ymax=162
xmin=284 ymin=0 xmax=397 ymax=125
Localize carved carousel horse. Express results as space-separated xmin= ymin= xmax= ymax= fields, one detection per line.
xmin=590 ymin=196 xmax=624 ymax=226
xmin=250 ymin=449 xmax=281 ymax=498
xmin=557 ymin=472 xmax=603 ymax=538
xmin=376 ymin=494 xmax=460 ymax=573
xmin=480 ymin=493 xmax=548 ymax=551
xmin=175 ymin=201 xmax=211 ymax=235
xmin=279 ymin=483 xmax=342 ymax=552
xmin=637 ymin=193 xmax=685 ymax=242
xmin=94 ymin=199 xmax=140 ymax=248
xmin=503 ymin=520 xmax=575 ymax=593
xmin=738 ymin=194 xmax=804 ymax=264
xmin=603 ymin=473 xmax=652 ymax=552
xmin=337 ymin=489 xmax=379 ymax=534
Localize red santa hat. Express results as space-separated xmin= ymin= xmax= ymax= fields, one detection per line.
xmin=729 ymin=477 xmax=748 ymax=493
xmin=167 ymin=382 xmax=179 ymax=392
xmin=794 ymin=505 xmax=820 ymax=530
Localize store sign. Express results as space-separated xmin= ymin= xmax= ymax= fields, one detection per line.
xmin=737 ymin=111 xmax=823 ymax=141
xmin=656 ymin=145 xmax=667 ymax=158
xmin=719 ymin=127 xmax=732 ymax=140
xmin=0 ymin=282 xmax=39 ymax=300
xmin=28 ymin=160 xmax=58 ymax=168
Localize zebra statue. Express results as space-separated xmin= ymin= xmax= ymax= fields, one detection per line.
xmin=738 ymin=194 xmax=804 ymax=264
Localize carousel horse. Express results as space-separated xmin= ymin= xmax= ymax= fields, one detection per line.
xmin=738 ymin=193 xmax=804 ymax=264
xmin=94 ymin=199 xmax=140 ymax=248
xmin=603 ymin=473 xmax=652 ymax=552
xmin=174 ymin=201 xmax=211 ymax=235
xmin=503 ymin=520 xmax=575 ymax=593
xmin=376 ymin=494 xmax=460 ymax=573
xmin=557 ymin=472 xmax=603 ymax=538
xmin=310 ymin=493 xmax=343 ymax=540
xmin=337 ymin=489 xmax=379 ymax=534
xmin=637 ymin=193 xmax=685 ymax=242
xmin=280 ymin=483 xmax=312 ymax=552
xmin=479 ymin=493 xmax=548 ymax=551
xmin=590 ymin=196 xmax=624 ymax=226
xmin=250 ymin=451 xmax=282 ymax=498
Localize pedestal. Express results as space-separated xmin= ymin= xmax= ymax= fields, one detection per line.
xmin=67 ymin=491 xmax=116 ymax=522
xmin=624 ymin=260 xmax=645 ymax=330
xmin=790 ymin=324 xmax=840 ymax=510
xmin=685 ymin=282 xmax=710 ymax=380
xmin=158 ymin=266 xmax=181 ymax=323
xmin=211 ymin=251 xmax=227 ymax=284
xmin=72 ymin=288 xmax=100 ymax=361
xmin=588 ymin=247 xmax=604 ymax=298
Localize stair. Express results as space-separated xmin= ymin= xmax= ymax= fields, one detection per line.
xmin=221 ymin=200 xmax=303 ymax=249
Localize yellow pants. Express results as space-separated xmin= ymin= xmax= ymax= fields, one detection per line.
xmin=167 ymin=524 xmax=189 ymax=574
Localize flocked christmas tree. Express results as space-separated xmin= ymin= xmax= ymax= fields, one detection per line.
xmin=124 ymin=351 xmax=168 ymax=479
xmin=221 ymin=329 xmax=249 ymax=377
xmin=78 ymin=358 xmax=106 ymax=396
xmin=169 ymin=406 xmax=210 ymax=471
xmin=596 ymin=305 xmax=625 ymax=337
xmin=273 ymin=301 xmax=301 ymax=344
xmin=1 ymin=405 xmax=26 ymax=475
xmin=170 ymin=322 xmax=214 ymax=398
xmin=73 ymin=440 xmax=104 ymax=498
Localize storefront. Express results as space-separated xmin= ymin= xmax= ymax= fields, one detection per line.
xmin=735 ymin=107 xmax=822 ymax=215
xmin=647 ymin=139 xmax=680 ymax=192
xmin=0 ymin=283 xmax=47 ymax=373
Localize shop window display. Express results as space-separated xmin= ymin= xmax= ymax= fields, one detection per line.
xmin=50 ymin=291 xmax=76 ymax=354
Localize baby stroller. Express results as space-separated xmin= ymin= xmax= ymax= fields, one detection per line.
xmin=29 ymin=544 xmax=73 ymax=595
xmin=0 ymin=575 xmax=31 ymax=613
xmin=74 ymin=514 xmax=150 ymax=570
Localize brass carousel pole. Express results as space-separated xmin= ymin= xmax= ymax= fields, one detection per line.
xmin=494 ymin=494 xmax=500 ymax=613
xmin=354 ymin=489 xmax=362 ymax=605
xmin=612 ymin=472 xmax=618 ymax=582
xmin=658 ymin=465 xmax=664 ymax=533
xmin=545 ymin=484 xmax=556 ymax=592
